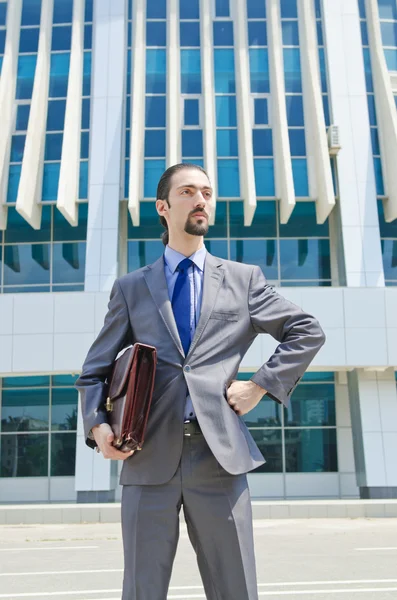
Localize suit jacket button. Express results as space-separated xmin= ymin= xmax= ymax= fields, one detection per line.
xmin=184 ymin=365 xmax=191 ymax=372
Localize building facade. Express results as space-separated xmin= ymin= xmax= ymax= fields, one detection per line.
xmin=0 ymin=0 xmax=397 ymax=504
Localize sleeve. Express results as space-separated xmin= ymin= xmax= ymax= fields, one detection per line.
xmin=248 ymin=266 xmax=326 ymax=407
xmin=75 ymin=279 xmax=132 ymax=448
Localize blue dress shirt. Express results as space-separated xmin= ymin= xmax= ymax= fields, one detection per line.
xmin=163 ymin=244 xmax=207 ymax=420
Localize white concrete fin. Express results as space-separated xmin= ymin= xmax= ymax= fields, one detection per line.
xmin=16 ymin=0 xmax=54 ymax=229
xmin=128 ymin=0 xmax=146 ymax=226
xmin=57 ymin=0 xmax=85 ymax=226
xmin=365 ymin=0 xmax=397 ymax=223
xmin=297 ymin=0 xmax=335 ymax=224
xmin=267 ymin=0 xmax=296 ymax=224
xmin=0 ymin=0 xmax=23 ymax=230
xmin=166 ymin=0 xmax=181 ymax=167
xmin=200 ymin=0 xmax=217 ymax=225
xmin=232 ymin=0 xmax=257 ymax=226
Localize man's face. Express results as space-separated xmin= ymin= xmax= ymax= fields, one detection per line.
xmin=157 ymin=168 xmax=213 ymax=238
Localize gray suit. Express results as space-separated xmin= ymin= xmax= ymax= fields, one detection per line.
xmin=76 ymin=252 xmax=325 ymax=599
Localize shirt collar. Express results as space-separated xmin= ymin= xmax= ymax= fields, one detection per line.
xmin=164 ymin=244 xmax=207 ymax=274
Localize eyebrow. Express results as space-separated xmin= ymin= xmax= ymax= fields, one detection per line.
xmin=176 ymin=184 xmax=213 ymax=191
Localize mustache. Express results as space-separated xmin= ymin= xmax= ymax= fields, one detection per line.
xmin=189 ymin=210 xmax=209 ymax=219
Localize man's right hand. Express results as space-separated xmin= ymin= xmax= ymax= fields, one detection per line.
xmin=92 ymin=423 xmax=134 ymax=460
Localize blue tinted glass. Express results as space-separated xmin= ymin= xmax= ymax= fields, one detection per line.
xmin=254 ymin=159 xmax=275 ymax=196
xmin=371 ymin=128 xmax=380 ymax=155
xmin=285 ymin=429 xmax=337 ymax=472
xmin=378 ymin=0 xmax=397 ymax=19
xmin=206 ymin=200 xmax=227 ymax=238
xmin=213 ymin=21 xmax=234 ymax=46
xmin=204 ymin=240 xmax=228 ymax=257
xmin=147 ymin=0 xmax=166 ymax=18
xmin=0 ymin=2 xmax=6 ymax=26
xmin=316 ymin=20 xmax=323 ymax=46
xmin=318 ymin=48 xmax=327 ymax=92
xmin=284 ymin=48 xmax=302 ymax=93
xmin=79 ymin=161 xmax=88 ymax=199
xmin=83 ymin=51 xmax=91 ymax=95
xmin=5 ymin=206 xmax=51 ymax=243
xmin=44 ymin=133 xmax=63 ymax=161
xmin=230 ymin=239 xmax=278 ymax=278
xmin=217 ymin=129 xmax=238 ymax=157
xmin=217 ymin=159 xmax=240 ymax=197
xmin=360 ymin=21 xmax=369 ymax=46
xmin=10 ymin=135 xmax=26 ymax=163
xmin=382 ymin=239 xmax=397 ymax=281
xmin=358 ymin=0 xmax=366 ymax=18
xmin=53 ymin=0 xmax=73 ymax=23
xmin=363 ymin=48 xmax=374 ymax=92
xmin=180 ymin=22 xmax=200 ymax=46
xmin=52 ymin=374 xmax=79 ymax=386
xmin=230 ymin=200 xmax=277 ymax=237
xmin=82 ymin=98 xmax=90 ymax=129
xmin=374 ymin=157 xmax=384 ymax=195
xmin=47 ymin=99 xmax=66 ymax=130
xmin=7 ymin=165 xmax=21 ymax=204
xmin=215 ymin=95 xmax=237 ymax=126
xmin=247 ymin=0 xmax=266 ymax=18
xmin=184 ymin=99 xmax=199 ymax=125
xmin=2 ymin=375 xmax=50 ymax=388
xmin=182 ymin=130 xmax=203 ymax=157
xmin=367 ymin=95 xmax=377 ymax=125
xmin=322 ymin=95 xmax=330 ymax=126
xmin=127 ymin=202 xmax=163 ymax=239
xmin=144 ymin=159 xmax=166 ymax=197
xmin=16 ymin=104 xmax=30 ymax=131
xmin=280 ymin=202 xmax=329 ymax=237
xmin=288 ymin=129 xmax=306 ymax=156
xmin=301 ymin=372 xmax=335 ymax=382
xmin=146 ymin=22 xmax=166 ymax=46
xmin=384 ymin=49 xmax=397 ymax=72
xmin=16 ymin=55 xmax=37 ymax=100
xmin=84 ymin=24 xmax=92 ymax=49
xmin=85 ymin=0 xmax=93 ymax=21
xmin=286 ymin=95 xmax=304 ymax=125
xmin=146 ymin=49 xmax=166 ymax=93
xmin=4 ymin=244 xmax=51 ymax=286
xmin=180 ymin=0 xmax=199 ymax=18
xmin=54 ymin=202 xmax=88 ymax=241
xmin=181 ymin=49 xmax=201 ymax=93
xmin=216 ymin=0 xmax=230 ymax=17
xmin=280 ymin=239 xmax=331 ymax=280
xmin=292 ymin=159 xmax=309 ymax=196
xmin=52 ymin=242 xmax=86 ymax=283
xmin=1 ymin=388 xmax=49 ymax=430
xmin=280 ymin=0 xmax=297 ymax=18
xmin=0 ymin=29 xmax=4 ymax=54
xmin=52 ymin=25 xmax=72 ymax=51
xmin=42 ymin=163 xmax=60 ymax=200
xmin=249 ymin=49 xmax=270 ymax=93
xmin=378 ymin=199 xmax=397 ymax=237
xmin=214 ymin=49 xmax=235 ymax=93
xmin=80 ymin=132 xmax=89 ymax=159
xmin=128 ymin=240 xmax=164 ymax=271
xmin=248 ymin=22 xmax=267 ymax=46
xmin=0 ymin=55 xmax=3 ymax=74
xmin=254 ymin=98 xmax=268 ymax=125
xmin=253 ymin=129 xmax=273 ymax=156
xmin=146 ymin=96 xmax=166 ymax=127
xmin=49 ymin=53 xmax=70 ymax=98
xmin=145 ymin=130 xmax=166 ymax=157
xmin=19 ymin=27 xmax=39 ymax=53
xmin=282 ymin=21 xmax=299 ymax=45
xmin=21 ymin=0 xmax=41 ymax=26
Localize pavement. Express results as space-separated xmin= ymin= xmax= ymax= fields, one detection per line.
xmin=1 ymin=519 xmax=397 ymax=599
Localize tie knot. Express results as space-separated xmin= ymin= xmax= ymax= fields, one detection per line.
xmin=177 ymin=258 xmax=193 ymax=274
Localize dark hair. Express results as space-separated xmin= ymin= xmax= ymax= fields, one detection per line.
xmin=157 ymin=163 xmax=210 ymax=246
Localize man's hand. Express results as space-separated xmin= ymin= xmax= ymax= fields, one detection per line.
xmin=226 ymin=380 xmax=266 ymax=416
xmin=92 ymin=423 xmax=134 ymax=460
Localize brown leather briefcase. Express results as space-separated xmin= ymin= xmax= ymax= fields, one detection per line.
xmin=105 ymin=342 xmax=157 ymax=452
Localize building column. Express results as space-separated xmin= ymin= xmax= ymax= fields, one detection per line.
xmin=322 ymin=0 xmax=385 ymax=286
xmin=348 ymin=368 xmax=397 ymax=499
xmin=76 ymin=0 xmax=128 ymax=503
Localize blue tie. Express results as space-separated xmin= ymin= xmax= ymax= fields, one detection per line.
xmin=172 ymin=258 xmax=193 ymax=355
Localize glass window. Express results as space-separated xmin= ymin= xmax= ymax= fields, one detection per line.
xmin=370 ymin=128 xmax=380 ymax=156
xmin=217 ymin=159 xmax=240 ymax=197
xmin=16 ymin=55 xmax=37 ymax=100
xmin=52 ymin=25 xmax=72 ymax=51
xmin=1 ymin=389 xmax=49 ymax=432
xmin=182 ymin=129 xmax=203 ymax=157
xmin=214 ymin=49 xmax=235 ymax=93
xmin=283 ymin=48 xmax=302 ymax=93
xmin=322 ymin=95 xmax=330 ymax=126
xmin=144 ymin=159 xmax=166 ymax=197
xmin=230 ymin=239 xmax=278 ymax=280
xmin=6 ymin=165 xmax=22 ymax=204
xmin=247 ymin=0 xmax=266 ymax=19
xmin=21 ymin=0 xmax=41 ymax=26
xmin=249 ymin=429 xmax=283 ymax=473
xmin=363 ymin=48 xmax=374 ymax=93
xmin=19 ymin=27 xmax=40 ymax=53
xmin=180 ymin=22 xmax=200 ymax=47
xmin=284 ymin=384 xmax=336 ymax=427
xmin=82 ymin=98 xmax=90 ymax=129
xmin=3 ymin=376 xmax=50 ymax=388
xmin=127 ymin=202 xmax=163 ymax=239
xmin=288 ymin=129 xmax=306 ymax=156
xmin=180 ymin=0 xmax=200 ymax=19
xmin=128 ymin=240 xmax=164 ymax=271
xmin=0 ymin=434 xmax=48 ymax=477
xmin=205 ymin=200 xmax=227 ymax=238
xmin=146 ymin=49 xmax=166 ymax=93
xmin=216 ymin=0 xmax=230 ymax=18
xmin=50 ymin=432 xmax=76 ymax=476
xmin=84 ymin=24 xmax=92 ymax=50
xmin=10 ymin=135 xmax=26 ymax=163
xmin=204 ymin=240 xmax=228 ymax=258
xmin=4 ymin=244 xmax=51 ymax=286
xmin=282 ymin=21 xmax=299 ymax=46
xmin=213 ymin=21 xmax=234 ymax=46
xmin=145 ymin=96 xmax=166 ymax=127
xmin=216 ymin=95 xmax=237 ymax=127
xmin=5 ymin=206 xmax=51 ymax=243
xmin=147 ymin=0 xmax=166 ymax=18
xmin=254 ymin=98 xmax=268 ymax=125
xmin=49 ymin=53 xmax=70 ymax=98
xmin=361 ymin=21 xmax=369 ymax=46
xmin=181 ymin=49 xmax=201 ymax=93
xmin=280 ymin=202 xmax=329 ymax=237
xmin=85 ymin=0 xmax=93 ymax=21
xmin=378 ymin=0 xmax=397 ymax=20
xmin=54 ymin=203 xmax=88 ymax=241
xmin=286 ymin=95 xmax=304 ymax=126
xmin=79 ymin=161 xmax=88 ymax=199
xmin=316 ymin=20 xmax=323 ymax=46
xmin=382 ymin=240 xmax=397 ymax=281
xmin=374 ymin=157 xmax=385 ymax=196
xmin=0 ymin=30 xmax=4 ymax=55
xmin=318 ymin=48 xmax=327 ymax=93
xmin=254 ymin=159 xmax=275 ymax=196
xmin=184 ymin=99 xmax=200 ymax=126
xmin=285 ymin=429 xmax=337 ymax=472
xmin=146 ymin=22 xmax=166 ymax=47
xmin=217 ymin=129 xmax=238 ymax=157
xmin=248 ymin=22 xmax=267 ymax=46
xmin=384 ymin=49 xmax=397 ymax=72
xmin=47 ymin=99 xmax=66 ymax=131
xmin=0 ymin=2 xmax=6 ymax=26
xmin=42 ymin=163 xmax=61 ymax=201
xmin=83 ymin=51 xmax=91 ymax=96
xmin=230 ymin=200 xmax=277 ymax=237
xmin=44 ymin=133 xmax=63 ymax=161
xmin=53 ymin=0 xmax=73 ymax=23
xmin=243 ymin=396 xmax=281 ymax=428
xmin=280 ymin=239 xmax=331 ymax=280
xmin=280 ymin=0 xmax=298 ymax=19
xmin=253 ymin=129 xmax=273 ymax=156
xmin=80 ymin=132 xmax=89 ymax=159
xmin=16 ymin=104 xmax=31 ymax=131
xmin=378 ymin=199 xmax=397 ymax=238
xmin=249 ymin=48 xmax=270 ymax=93
xmin=367 ymin=95 xmax=377 ymax=126
xmin=292 ymin=158 xmax=309 ymax=196
xmin=52 ymin=242 xmax=86 ymax=283
xmin=144 ymin=130 xmax=166 ymax=157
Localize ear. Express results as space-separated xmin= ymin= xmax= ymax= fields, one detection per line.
xmin=155 ymin=199 xmax=167 ymax=216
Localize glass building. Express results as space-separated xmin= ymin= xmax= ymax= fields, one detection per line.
xmin=0 ymin=0 xmax=396 ymax=503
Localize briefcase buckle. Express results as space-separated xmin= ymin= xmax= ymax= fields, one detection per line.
xmin=105 ymin=397 xmax=113 ymax=412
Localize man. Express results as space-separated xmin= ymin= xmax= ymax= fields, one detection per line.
xmin=76 ymin=163 xmax=326 ymax=600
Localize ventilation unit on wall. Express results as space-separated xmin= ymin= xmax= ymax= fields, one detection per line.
xmin=327 ymin=125 xmax=341 ymax=155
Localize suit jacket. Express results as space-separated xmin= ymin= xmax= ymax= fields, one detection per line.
xmin=76 ymin=252 xmax=326 ymax=485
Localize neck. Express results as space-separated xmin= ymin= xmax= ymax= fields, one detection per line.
xmin=167 ymin=232 xmax=204 ymax=257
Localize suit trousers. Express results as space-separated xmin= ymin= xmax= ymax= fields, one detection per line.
xmin=121 ymin=430 xmax=259 ymax=600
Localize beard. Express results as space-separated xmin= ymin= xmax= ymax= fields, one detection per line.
xmin=184 ymin=213 xmax=209 ymax=237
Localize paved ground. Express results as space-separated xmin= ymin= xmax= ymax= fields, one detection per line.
xmin=1 ymin=519 xmax=397 ymax=599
